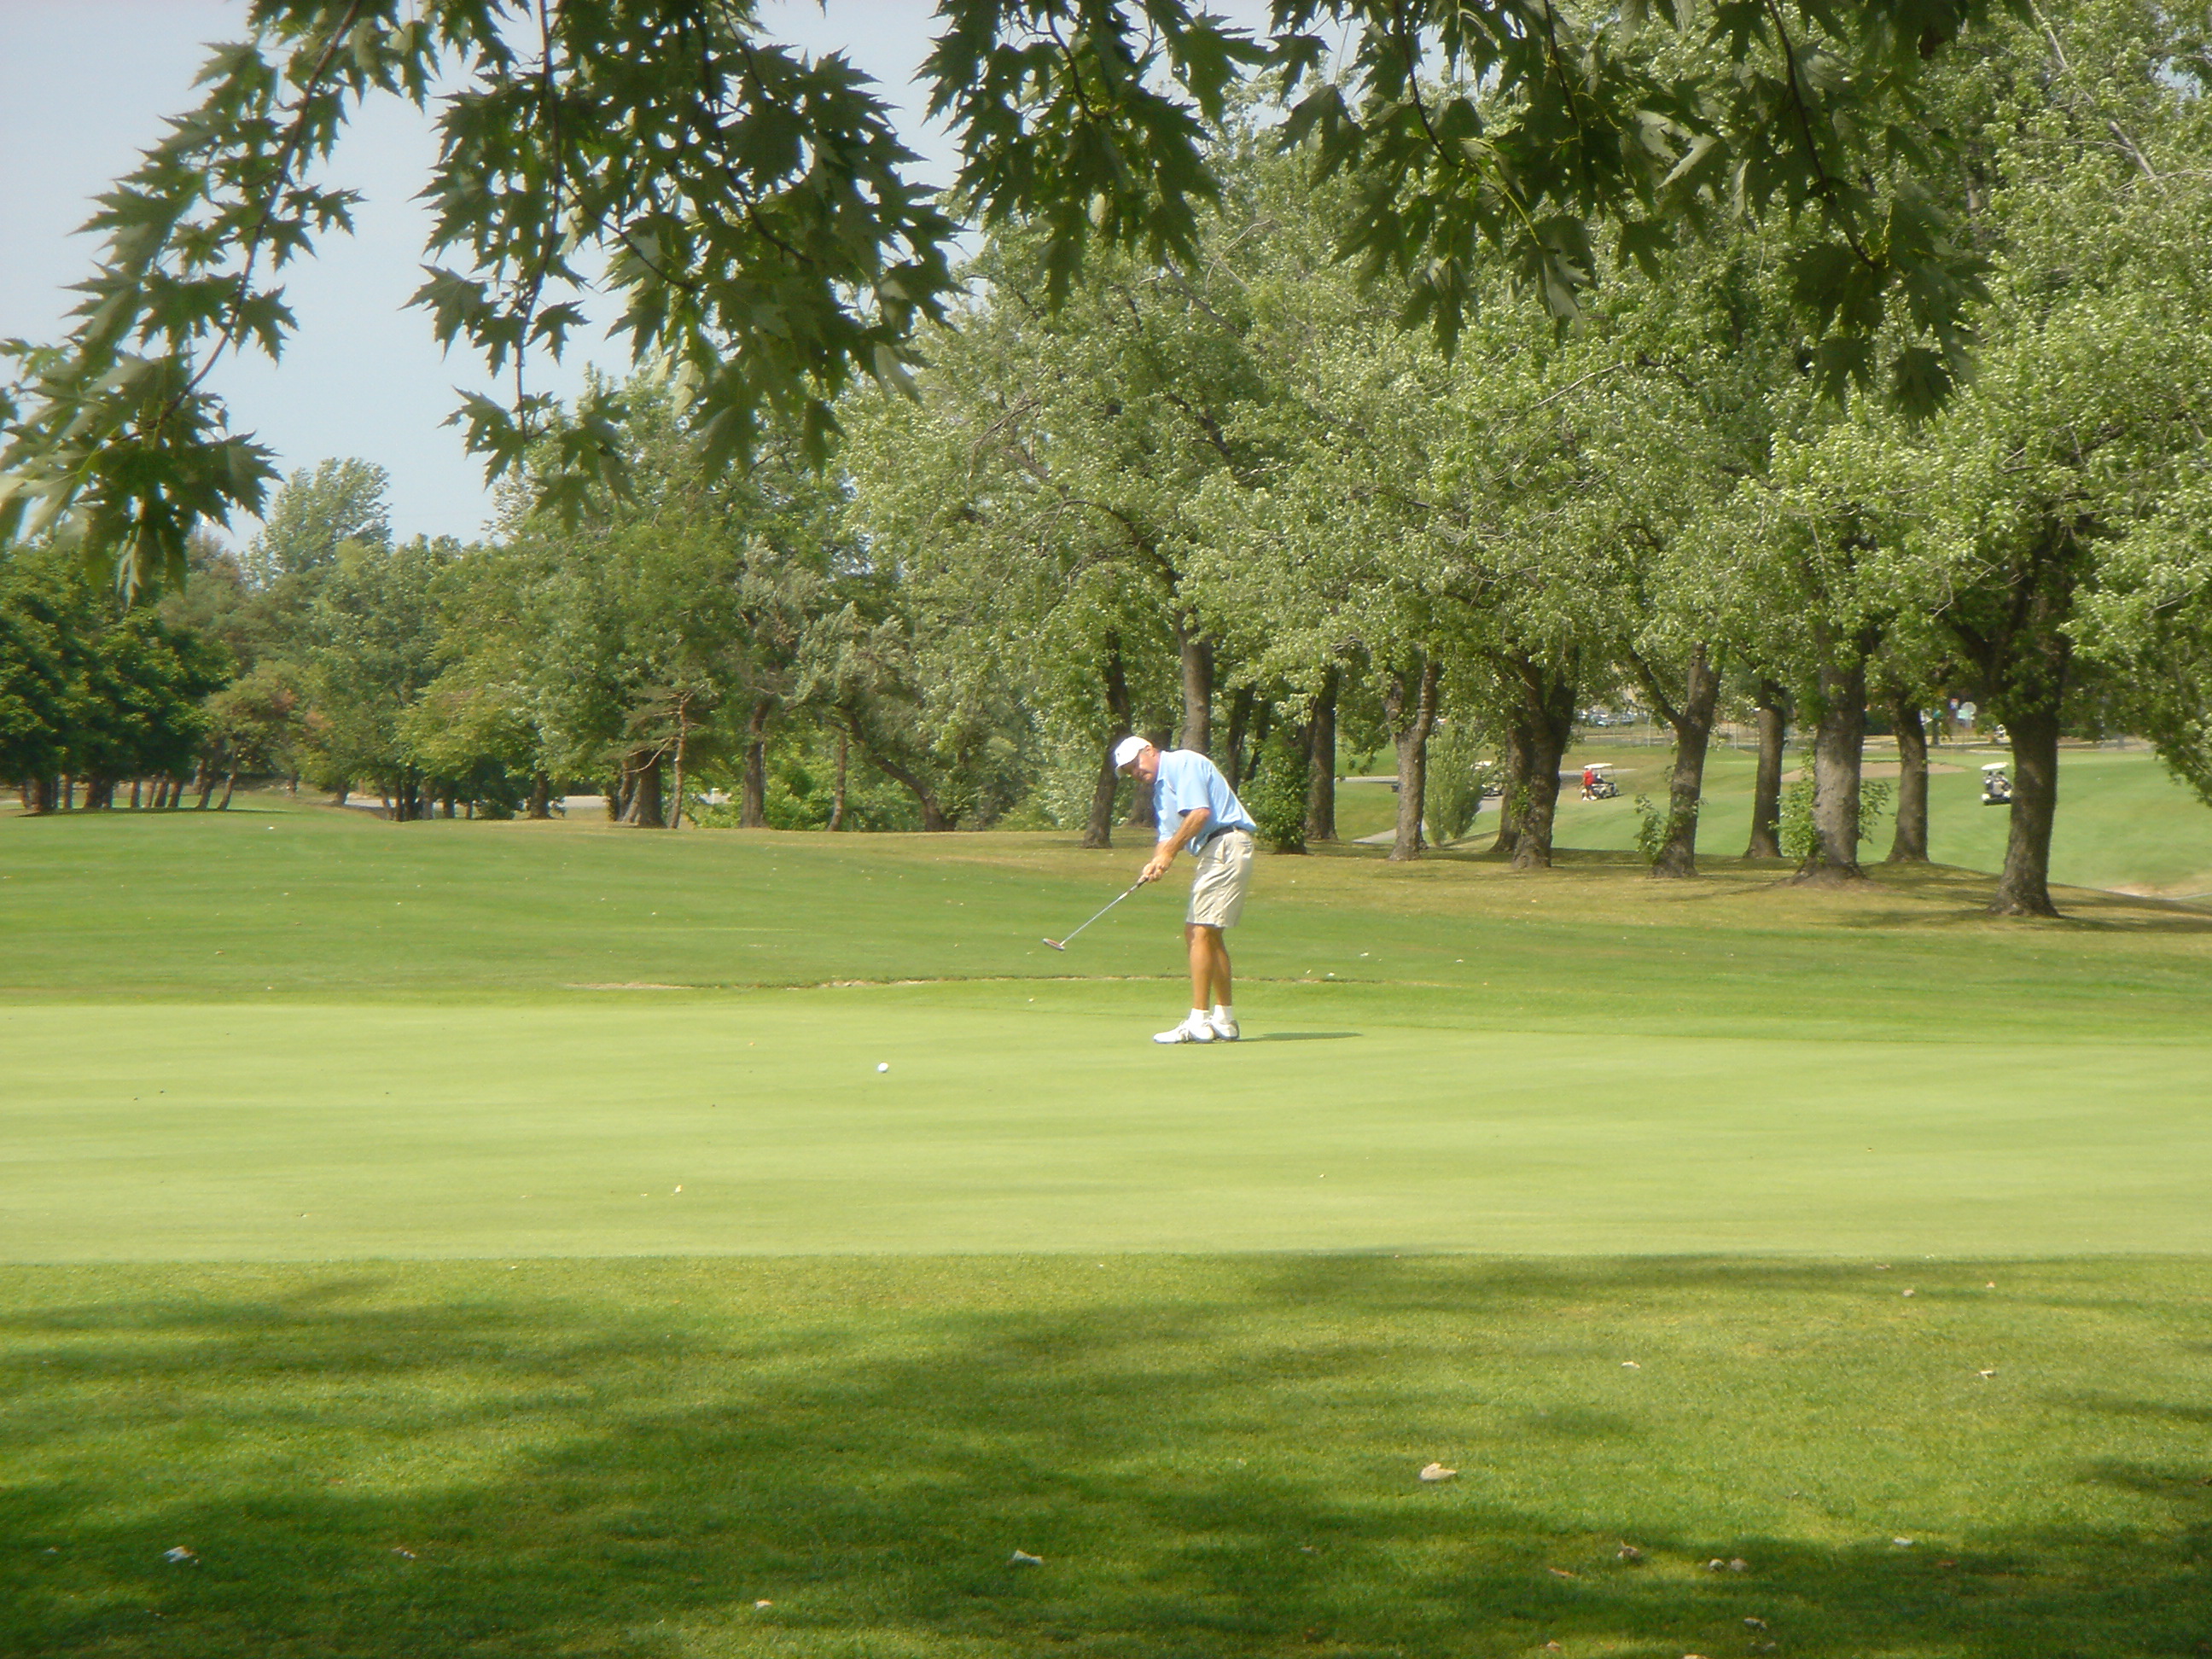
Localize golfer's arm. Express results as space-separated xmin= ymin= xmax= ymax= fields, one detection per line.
xmin=1158 ymin=806 xmax=1211 ymax=862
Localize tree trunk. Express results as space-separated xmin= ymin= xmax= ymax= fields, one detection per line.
xmin=1650 ymin=645 xmax=1720 ymax=879
xmin=626 ymin=754 xmax=666 ymax=828
xmin=1304 ymin=665 xmax=1338 ymax=843
xmin=1511 ymin=666 xmax=1577 ymax=870
xmin=1991 ymin=702 xmax=2062 ymax=917
xmin=130 ymin=778 xmax=143 ymax=811
xmin=1489 ymin=714 xmax=1530 ymax=855
xmin=30 ymin=776 xmax=58 ymax=814
xmin=1083 ymin=739 xmax=1120 ymax=850
xmin=1745 ymin=680 xmax=1786 ymax=859
xmin=829 ymin=732 xmax=849 ymax=831
xmin=1794 ymin=638 xmax=1875 ymax=883
xmin=669 ymin=713 xmax=690 ymax=830
xmin=1385 ymin=656 xmax=1441 ymax=862
xmin=605 ymin=780 xmax=625 ymax=822
xmin=740 ymin=698 xmax=771 ymax=828
xmin=1885 ymin=693 xmax=1930 ymax=864
xmin=328 ymin=782 xmax=349 ymax=809
xmin=862 ymin=746 xmax=955 ymax=830
xmin=1223 ymin=685 xmax=1255 ymax=788
xmin=526 ymin=771 xmax=551 ymax=819
xmin=1178 ymin=630 xmax=1213 ymax=754
xmin=194 ymin=759 xmax=218 ymax=810
xmin=217 ymin=765 xmax=239 ymax=811
xmin=1087 ymin=637 xmax=1130 ymax=848
xmin=60 ymin=773 xmax=73 ymax=810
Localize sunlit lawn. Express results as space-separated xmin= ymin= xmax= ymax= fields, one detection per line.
xmin=3 ymin=803 xmax=2209 ymax=1656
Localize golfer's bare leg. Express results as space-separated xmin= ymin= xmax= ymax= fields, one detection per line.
xmin=1186 ymin=923 xmax=1231 ymax=1010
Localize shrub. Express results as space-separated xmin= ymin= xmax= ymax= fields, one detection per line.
xmin=1779 ymin=775 xmax=1892 ymax=859
xmin=1426 ymin=721 xmax=1493 ymax=842
xmin=1241 ymin=726 xmax=1308 ymax=853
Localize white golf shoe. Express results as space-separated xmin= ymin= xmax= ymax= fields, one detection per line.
xmin=1153 ymin=1015 xmax=1216 ymax=1045
xmin=1208 ymin=1013 xmax=1240 ymax=1042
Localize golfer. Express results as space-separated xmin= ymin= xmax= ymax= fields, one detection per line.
xmin=1114 ymin=735 xmax=1258 ymax=1044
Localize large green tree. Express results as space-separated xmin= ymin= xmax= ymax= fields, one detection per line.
xmin=2 ymin=0 xmax=2015 ymax=592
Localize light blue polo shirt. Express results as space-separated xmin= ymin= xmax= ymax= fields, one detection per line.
xmin=1154 ymin=749 xmax=1257 ymax=846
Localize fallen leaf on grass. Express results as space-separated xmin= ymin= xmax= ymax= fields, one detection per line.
xmin=754 ymin=1600 xmax=772 ymax=1610
xmin=391 ymin=1547 xmax=415 ymax=1559
xmin=162 ymin=1547 xmax=195 ymax=1565
xmin=1893 ymin=1538 xmax=1914 ymax=1547
xmin=1417 ymin=1462 xmax=1458 ymax=1482
xmin=1978 ymin=1369 xmax=1996 ymax=1378
xmin=1547 ymin=1567 xmax=1579 ymax=1579
xmin=1744 ymin=1616 xmax=1768 ymax=1629
xmin=1009 ymin=1550 xmax=1044 ymax=1567
xmin=1615 ymin=1544 xmax=1644 ymax=1562
xmin=1621 ymin=1359 xmax=1641 ymax=1369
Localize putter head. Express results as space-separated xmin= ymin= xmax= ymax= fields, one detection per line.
xmin=1042 ymin=938 xmax=1067 ymax=951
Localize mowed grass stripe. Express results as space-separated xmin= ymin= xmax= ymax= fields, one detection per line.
xmin=7 ymin=995 xmax=2210 ymax=1260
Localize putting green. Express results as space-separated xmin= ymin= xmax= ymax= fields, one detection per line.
xmin=9 ymin=987 xmax=2209 ymax=1260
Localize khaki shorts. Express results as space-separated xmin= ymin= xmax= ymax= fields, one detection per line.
xmin=1187 ymin=829 xmax=1256 ymax=928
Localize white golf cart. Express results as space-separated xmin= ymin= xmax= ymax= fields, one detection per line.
xmin=1579 ymin=763 xmax=1620 ymax=800
xmin=1981 ymin=760 xmax=2012 ymax=806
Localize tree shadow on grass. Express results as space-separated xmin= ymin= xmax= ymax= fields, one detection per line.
xmin=3 ymin=1257 xmax=2208 ymax=1658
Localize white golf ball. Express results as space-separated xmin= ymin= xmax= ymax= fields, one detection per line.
xmin=876 ymin=1062 xmax=890 ymax=1073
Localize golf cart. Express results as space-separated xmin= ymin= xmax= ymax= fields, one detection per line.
xmin=1580 ymin=763 xmax=1620 ymax=800
xmin=1981 ymin=761 xmax=2012 ymax=806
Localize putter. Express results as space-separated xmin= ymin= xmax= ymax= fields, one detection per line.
xmin=1043 ymin=878 xmax=1146 ymax=952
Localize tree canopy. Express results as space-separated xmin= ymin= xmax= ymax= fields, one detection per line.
xmin=2 ymin=0 xmax=2044 ymax=591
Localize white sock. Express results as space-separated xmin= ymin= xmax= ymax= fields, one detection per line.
xmin=1189 ymin=1008 xmax=1209 ymax=1027
xmin=1211 ymin=1004 xmax=1235 ymax=1024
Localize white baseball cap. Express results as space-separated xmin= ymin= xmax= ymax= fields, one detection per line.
xmin=1113 ymin=735 xmax=1150 ymax=770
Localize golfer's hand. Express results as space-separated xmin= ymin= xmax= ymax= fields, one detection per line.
xmin=1140 ymin=853 xmax=1171 ymax=884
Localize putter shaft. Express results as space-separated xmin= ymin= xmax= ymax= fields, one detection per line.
xmin=1045 ymin=879 xmax=1144 ymax=952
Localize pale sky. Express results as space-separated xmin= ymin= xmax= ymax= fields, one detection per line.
xmin=1 ymin=2 xmax=1266 ymax=548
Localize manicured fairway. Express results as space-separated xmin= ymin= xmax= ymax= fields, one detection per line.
xmin=3 ymin=806 xmax=2209 ymax=1657
xmin=1539 ymin=742 xmax=2212 ymax=896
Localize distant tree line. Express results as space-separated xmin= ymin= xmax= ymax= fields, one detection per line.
xmin=4 ymin=0 xmax=2211 ymax=919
